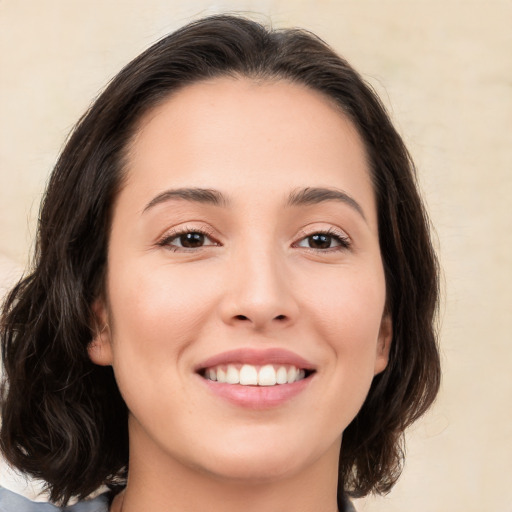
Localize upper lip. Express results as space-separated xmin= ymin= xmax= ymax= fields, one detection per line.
xmin=195 ymin=348 xmax=316 ymax=372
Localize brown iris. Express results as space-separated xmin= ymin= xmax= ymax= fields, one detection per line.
xmin=307 ymin=234 xmax=334 ymax=249
xmin=179 ymin=232 xmax=206 ymax=248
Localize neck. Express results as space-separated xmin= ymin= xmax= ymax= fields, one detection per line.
xmin=118 ymin=420 xmax=341 ymax=512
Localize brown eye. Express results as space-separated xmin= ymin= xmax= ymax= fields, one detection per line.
xmin=296 ymin=231 xmax=349 ymax=250
xmin=179 ymin=232 xmax=206 ymax=248
xmin=307 ymin=234 xmax=334 ymax=249
xmin=159 ymin=230 xmax=218 ymax=250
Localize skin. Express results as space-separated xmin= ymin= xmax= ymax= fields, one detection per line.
xmin=89 ymin=77 xmax=392 ymax=512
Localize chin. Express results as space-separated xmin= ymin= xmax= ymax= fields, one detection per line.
xmin=199 ymin=452 xmax=310 ymax=483
xmin=191 ymin=430 xmax=340 ymax=484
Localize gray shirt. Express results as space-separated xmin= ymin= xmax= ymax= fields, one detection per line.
xmin=0 ymin=487 xmax=357 ymax=511
xmin=0 ymin=488 xmax=109 ymax=512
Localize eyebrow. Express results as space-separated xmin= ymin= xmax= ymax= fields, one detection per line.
xmin=142 ymin=188 xmax=228 ymax=213
xmin=287 ymin=187 xmax=367 ymax=221
xmin=142 ymin=186 xmax=366 ymax=221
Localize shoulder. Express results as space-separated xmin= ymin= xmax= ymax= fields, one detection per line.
xmin=0 ymin=488 xmax=109 ymax=512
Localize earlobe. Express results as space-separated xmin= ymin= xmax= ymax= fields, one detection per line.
xmin=374 ymin=312 xmax=392 ymax=375
xmin=88 ymin=299 xmax=114 ymax=366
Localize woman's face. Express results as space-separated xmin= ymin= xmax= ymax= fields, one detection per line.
xmin=90 ymin=77 xmax=391 ymax=482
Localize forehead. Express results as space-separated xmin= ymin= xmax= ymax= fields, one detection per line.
xmin=121 ymin=77 xmax=376 ymax=225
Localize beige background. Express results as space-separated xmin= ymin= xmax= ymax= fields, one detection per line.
xmin=1 ymin=1 xmax=511 ymax=511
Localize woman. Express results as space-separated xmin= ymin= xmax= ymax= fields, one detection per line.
xmin=0 ymin=14 xmax=440 ymax=512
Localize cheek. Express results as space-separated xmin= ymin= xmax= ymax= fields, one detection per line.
xmin=103 ymin=262 xmax=224 ymax=440
xmin=301 ymin=263 xmax=386 ymax=344
xmin=108 ymin=260 xmax=219 ymax=338
xmin=299 ymin=265 xmax=386 ymax=407
xmin=104 ymin=261 xmax=221 ymax=393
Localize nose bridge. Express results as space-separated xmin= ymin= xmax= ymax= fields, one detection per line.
xmin=221 ymin=240 xmax=298 ymax=329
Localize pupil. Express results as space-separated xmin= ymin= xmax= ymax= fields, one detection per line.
xmin=180 ymin=232 xmax=205 ymax=248
xmin=309 ymin=234 xmax=331 ymax=249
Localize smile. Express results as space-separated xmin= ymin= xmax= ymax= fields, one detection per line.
xmin=201 ymin=364 xmax=310 ymax=386
xmin=195 ymin=348 xmax=316 ymax=408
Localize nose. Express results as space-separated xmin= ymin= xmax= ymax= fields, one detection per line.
xmin=218 ymin=247 xmax=299 ymax=331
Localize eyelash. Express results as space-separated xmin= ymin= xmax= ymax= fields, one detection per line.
xmin=293 ymin=227 xmax=351 ymax=252
xmin=156 ymin=226 xmax=351 ymax=252
xmin=157 ymin=226 xmax=219 ymax=252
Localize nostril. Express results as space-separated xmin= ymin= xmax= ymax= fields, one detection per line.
xmin=231 ymin=313 xmax=288 ymax=323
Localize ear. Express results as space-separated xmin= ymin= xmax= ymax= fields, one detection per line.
xmin=88 ymin=298 xmax=114 ymax=366
xmin=374 ymin=311 xmax=392 ymax=375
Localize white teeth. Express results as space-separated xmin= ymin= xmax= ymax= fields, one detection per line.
xmin=258 ymin=364 xmax=277 ymax=386
xmin=217 ymin=367 xmax=227 ymax=383
xmin=276 ymin=366 xmax=287 ymax=384
xmin=239 ymin=364 xmax=258 ymax=385
xmin=226 ymin=364 xmax=240 ymax=384
xmin=204 ymin=364 xmax=309 ymax=386
xmin=287 ymin=366 xmax=297 ymax=382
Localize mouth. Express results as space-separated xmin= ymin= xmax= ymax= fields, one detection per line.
xmin=195 ymin=348 xmax=317 ymax=406
xmin=198 ymin=363 xmax=315 ymax=386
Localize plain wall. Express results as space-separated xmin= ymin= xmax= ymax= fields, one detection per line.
xmin=1 ymin=1 xmax=511 ymax=511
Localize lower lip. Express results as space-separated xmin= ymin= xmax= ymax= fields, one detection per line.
xmin=199 ymin=376 xmax=312 ymax=409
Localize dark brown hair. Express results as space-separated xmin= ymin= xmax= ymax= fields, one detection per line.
xmin=1 ymin=14 xmax=440 ymax=507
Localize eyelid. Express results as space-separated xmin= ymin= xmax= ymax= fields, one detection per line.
xmin=293 ymin=226 xmax=352 ymax=250
xmin=156 ymin=224 xmax=220 ymax=250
